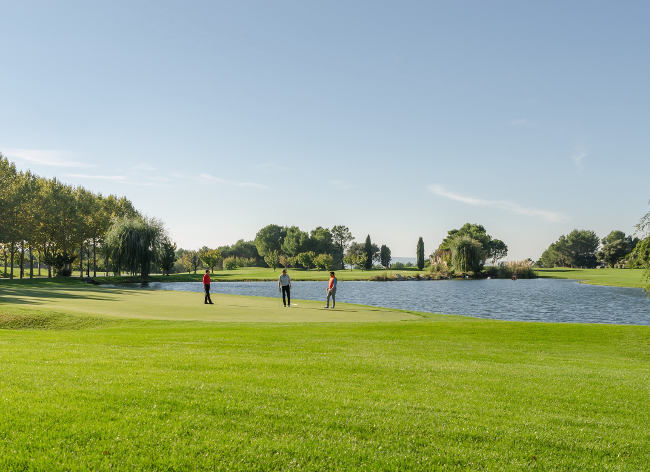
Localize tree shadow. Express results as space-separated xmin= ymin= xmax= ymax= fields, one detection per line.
xmin=0 ymin=284 xmax=135 ymax=306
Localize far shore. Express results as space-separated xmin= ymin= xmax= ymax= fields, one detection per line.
xmin=2 ymin=267 xmax=646 ymax=289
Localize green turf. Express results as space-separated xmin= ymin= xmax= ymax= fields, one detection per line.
xmin=95 ymin=266 xmax=428 ymax=284
xmin=0 ymin=282 xmax=420 ymax=323
xmin=0 ymin=281 xmax=648 ymax=470
xmin=535 ymin=267 xmax=647 ymax=288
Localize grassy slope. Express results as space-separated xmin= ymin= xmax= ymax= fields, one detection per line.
xmin=535 ymin=268 xmax=647 ymax=288
xmin=0 ymin=282 xmax=648 ymax=470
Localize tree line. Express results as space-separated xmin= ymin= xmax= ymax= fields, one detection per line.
xmin=0 ymin=155 xmax=175 ymax=279
xmin=170 ymin=225 xmax=395 ymax=273
xmin=537 ymin=227 xmax=645 ymax=269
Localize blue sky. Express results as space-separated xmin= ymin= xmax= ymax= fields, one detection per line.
xmin=1 ymin=1 xmax=649 ymax=259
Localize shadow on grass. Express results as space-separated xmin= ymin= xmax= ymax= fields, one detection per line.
xmin=0 ymin=284 xmax=135 ymax=306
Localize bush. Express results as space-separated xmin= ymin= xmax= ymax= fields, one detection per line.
xmin=313 ymin=253 xmax=334 ymax=270
xmin=296 ymin=251 xmax=316 ymax=269
xmin=223 ymin=256 xmax=238 ymax=270
xmin=391 ymin=261 xmax=405 ymax=270
xmin=491 ymin=260 xmax=536 ymax=279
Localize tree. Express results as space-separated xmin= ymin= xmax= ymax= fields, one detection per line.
xmin=159 ymin=239 xmax=177 ymax=275
xmin=255 ymin=224 xmax=286 ymax=259
xmin=364 ymin=235 xmax=373 ymax=270
xmin=379 ymin=245 xmax=391 ymax=268
xmin=104 ymin=216 xmax=166 ymax=278
xmin=309 ymin=227 xmax=333 ymax=255
xmin=488 ymin=239 xmax=508 ymax=264
xmin=296 ymin=251 xmax=315 ymax=269
xmin=416 ymin=237 xmax=425 ymax=270
xmin=313 ymin=253 xmax=334 ymax=270
xmin=450 ymin=235 xmax=484 ymax=273
xmin=344 ymin=248 xmax=367 ymax=270
xmin=180 ymin=252 xmax=196 ymax=273
xmin=330 ymin=225 xmax=354 ymax=270
xmin=630 ymin=204 xmax=650 ymax=288
xmin=264 ymin=250 xmax=280 ymax=271
xmin=539 ymin=229 xmax=600 ymax=268
xmin=281 ymin=226 xmax=309 ymax=257
xmin=198 ymin=247 xmax=222 ymax=271
xmin=598 ymin=230 xmax=638 ymax=267
xmin=437 ymin=223 xmax=506 ymax=269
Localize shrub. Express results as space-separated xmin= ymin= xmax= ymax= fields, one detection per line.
xmin=223 ymin=256 xmax=238 ymax=270
xmin=492 ymin=260 xmax=536 ymax=279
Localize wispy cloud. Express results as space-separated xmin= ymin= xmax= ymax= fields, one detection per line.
xmin=3 ymin=148 xmax=94 ymax=168
xmin=328 ymin=179 xmax=354 ymax=190
xmin=200 ymin=173 xmax=269 ymax=190
xmin=68 ymin=173 xmax=127 ymax=182
xmin=510 ymin=118 xmax=536 ymax=128
xmin=571 ymin=149 xmax=587 ymax=171
xmin=428 ymin=184 xmax=567 ymax=222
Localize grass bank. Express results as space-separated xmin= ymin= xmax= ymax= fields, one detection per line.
xmin=0 ymin=282 xmax=648 ymax=470
xmin=535 ymin=268 xmax=647 ymax=288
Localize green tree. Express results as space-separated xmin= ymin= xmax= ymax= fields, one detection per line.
xmin=264 ymin=250 xmax=281 ymax=271
xmin=104 ymin=216 xmax=166 ymax=278
xmin=436 ymin=223 xmax=504 ymax=269
xmin=159 ymin=239 xmax=177 ymax=275
xmin=539 ymin=230 xmax=600 ymax=268
xmin=379 ymin=245 xmax=391 ymax=268
xmin=281 ymin=226 xmax=309 ymax=257
xmin=488 ymin=239 xmax=508 ymax=264
xmin=598 ymin=230 xmax=638 ymax=267
xmin=416 ymin=237 xmax=425 ymax=270
xmin=198 ymin=247 xmax=222 ymax=271
xmin=180 ymin=251 xmax=198 ymax=273
xmin=450 ymin=235 xmax=484 ymax=273
xmin=255 ymin=225 xmax=286 ymax=259
xmin=296 ymin=251 xmax=316 ymax=269
xmin=364 ymin=235 xmax=373 ymax=270
xmin=309 ymin=227 xmax=333 ymax=255
xmin=313 ymin=253 xmax=334 ymax=270
xmin=330 ymin=225 xmax=354 ymax=269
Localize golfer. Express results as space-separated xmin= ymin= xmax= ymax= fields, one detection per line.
xmin=278 ymin=268 xmax=291 ymax=307
xmin=203 ymin=269 xmax=213 ymax=304
xmin=325 ymin=271 xmax=337 ymax=309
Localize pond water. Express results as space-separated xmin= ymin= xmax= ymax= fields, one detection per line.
xmin=118 ymin=279 xmax=649 ymax=326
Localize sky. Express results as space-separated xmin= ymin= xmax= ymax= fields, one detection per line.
xmin=1 ymin=0 xmax=649 ymax=259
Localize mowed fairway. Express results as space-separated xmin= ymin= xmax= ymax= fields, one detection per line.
xmin=0 ymin=281 xmax=419 ymax=323
xmin=0 ymin=282 xmax=648 ymax=471
xmin=535 ymin=267 xmax=647 ymax=288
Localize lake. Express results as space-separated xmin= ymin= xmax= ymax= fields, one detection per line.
xmin=120 ymin=279 xmax=649 ymax=326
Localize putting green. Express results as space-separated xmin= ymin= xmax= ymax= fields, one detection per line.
xmin=0 ymin=283 xmax=422 ymax=323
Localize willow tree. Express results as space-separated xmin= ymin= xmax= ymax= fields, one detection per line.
xmin=104 ymin=216 xmax=166 ymax=278
xmin=450 ymin=235 xmax=484 ymax=273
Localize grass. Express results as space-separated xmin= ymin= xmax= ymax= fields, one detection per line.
xmin=0 ymin=281 xmax=648 ymax=470
xmin=94 ymin=266 xmax=428 ymax=284
xmin=535 ymin=267 xmax=647 ymax=288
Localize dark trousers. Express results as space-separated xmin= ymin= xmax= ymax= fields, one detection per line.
xmin=204 ymin=284 xmax=212 ymax=304
xmin=281 ymin=285 xmax=290 ymax=306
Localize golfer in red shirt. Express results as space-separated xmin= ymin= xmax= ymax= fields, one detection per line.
xmin=203 ymin=269 xmax=213 ymax=304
